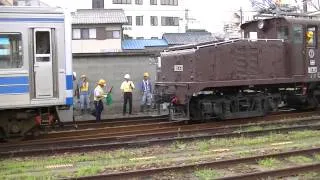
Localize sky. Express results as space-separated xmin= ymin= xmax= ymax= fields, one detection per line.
xmin=40 ymin=0 xmax=253 ymax=33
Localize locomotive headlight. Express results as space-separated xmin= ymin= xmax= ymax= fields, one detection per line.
xmin=257 ymin=20 xmax=265 ymax=30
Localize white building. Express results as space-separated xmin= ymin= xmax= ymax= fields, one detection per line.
xmin=89 ymin=0 xmax=186 ymax=39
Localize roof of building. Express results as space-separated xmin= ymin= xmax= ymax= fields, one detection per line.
xmin=72 ymin=9 xmax=127 ymax=25
xmin=122 ymin=39 xmax=168 ymax=50
xmin=162 ymin=32 xmax=216 ymax=45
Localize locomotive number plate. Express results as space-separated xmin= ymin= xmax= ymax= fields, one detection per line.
xmin=174 ymin=65 xmax=183 ymax=72
xmin=308 ymin=67 xmax=317 ymax=73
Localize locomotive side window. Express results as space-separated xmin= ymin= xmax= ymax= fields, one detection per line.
xmin=293 ymin=25 xmax=303 ymax=44
xmin=0 ymin=33 xmax=23 ymax=69
xmin=306 ymin=26 xmax=317 ymax=47
xmin=277 ymin=26 xmax=289 ymax=40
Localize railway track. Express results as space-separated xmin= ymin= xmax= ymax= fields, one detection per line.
xmin=30 ymin=110 xmax=320 ymax=140
xmin=69 ymin=147 xmax=320 ymax=180
xmin=1 ymin=115 xmax=319 ymax=157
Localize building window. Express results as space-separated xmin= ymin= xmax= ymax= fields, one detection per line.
xmin=161 ymin=16 xmax=179 ymax=26
xmin=92 ymin=0 xmax=104 ymax=8
xmin=135 ymin=0 xmax=143 ymax=5
xmin=126 ymin=16 xmax=132 ymax=25
xmin=136 ymin=16 xmax=143 ymax=26
xmin=113 ymin=0 xmax=132 ymax=4
xmin=0 ymin=33 xmax=23 ymax=69
xmin=136 ymin=37 xmax=144 ymax=39
xmin=151 ymin=37 xmax=158 ymax=39
xmin=106 ymin=30 xmax=121 ymax=39
xmin=160 ymin=0 xmax=178 ymax=6
xmin=73 ymin=28 xmax=96 ymax=39
xmin=150 ymin=0 xmax=157 ymax=5
xmin=150 ymin=16 xmax=158 ymax=26
xmin=72 ymin=29 xmax=81 ymax=39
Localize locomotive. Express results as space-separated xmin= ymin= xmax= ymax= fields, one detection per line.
xmin=155 ymin=17 xmax=320 ymax=121
xmin=0 ymin=6 xmax=73 ymax=139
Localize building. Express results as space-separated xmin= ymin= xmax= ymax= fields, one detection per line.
xmin=163 ymin=30 xmax=216 ymax=46
xmin=71 ymin=9 xmax=127 ymax=53
xmin=0 ymin=0 xmax=47 ymax=6
xmin=89 ymin=0 xmax=186 ymax=39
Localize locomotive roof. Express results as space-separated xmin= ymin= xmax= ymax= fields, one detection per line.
xmin=0 ymin=6 xmax=64 ymax=14
xmin=240 ymin=17 xmax=320 ymax=29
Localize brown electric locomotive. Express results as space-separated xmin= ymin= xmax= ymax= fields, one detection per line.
xmin=155 ymin=17 xmax=320 ymax=121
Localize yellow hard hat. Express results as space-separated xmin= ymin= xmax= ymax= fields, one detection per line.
xmin=144 ymin=72 xmax=149 ymax=77
xmin=98 ymin=79 xmax=106 ymax=85
xmin=307 ymin=31 xmax=313 ymax=38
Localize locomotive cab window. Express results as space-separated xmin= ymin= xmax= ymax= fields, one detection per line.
xmin=293 ymin=25 xmax=303 ymax=44
xmin=277 ymin=26 xmax=289 ymax=40
xmin=306 ymin=26 xmax=317 ymax=47
xmin=0 ymin=33 xmax=23 ymax=69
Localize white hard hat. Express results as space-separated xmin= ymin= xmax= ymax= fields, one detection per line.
xmin=124 ymin=74 xmax=130 ymax=79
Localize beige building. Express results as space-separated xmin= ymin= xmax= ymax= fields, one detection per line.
xmin=72 ymin=9 xmax=127 ymax=53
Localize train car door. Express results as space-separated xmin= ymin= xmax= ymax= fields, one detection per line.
xmin=33 ymin=28 xmax=54 ymax=98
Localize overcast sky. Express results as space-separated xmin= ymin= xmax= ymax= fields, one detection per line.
xmin=40 ymin=0 xmax=253 ymax=33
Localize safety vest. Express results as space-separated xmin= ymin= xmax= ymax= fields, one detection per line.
xmin=94 ymin=85 xmax=104 ymax=101
xmin=80 ymin=82 xmax=89 ymax=92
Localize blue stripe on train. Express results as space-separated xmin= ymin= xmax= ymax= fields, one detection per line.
xmin=66 ymin=75 xmax=73 ymax=90
xmin=0 ymin=76 xmax=28 ymax=85
xmin=66 ymin=97 xmax=73 ymax=105
xmin=0 ymin=85 xmax=29 ymax=94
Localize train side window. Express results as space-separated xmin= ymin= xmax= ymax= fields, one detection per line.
xmin=0 ymin=33 xmax=23 ymax=69
xmin=277 ymin=26 xmax=289 ymax=40
xmin=35 ymin=31 xmax=51 ymax=62
xmin=293 ymin=25 xmax=303 ymax=44
xmin=306 ymin=26 xmax=317 ymax=47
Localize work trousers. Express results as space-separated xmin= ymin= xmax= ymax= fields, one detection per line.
xmin=141 ymin=91 xmax=152 ymax=106
xmin=80 ymin=93 xmax=90 ymax=111
xmin=123 ymin=92 xmax=132 ymax=115
xmin=94 ymin=100 xmax=103 ymax=121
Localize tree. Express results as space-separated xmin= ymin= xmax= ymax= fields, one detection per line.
xmin=308 ymin=0 xmax=320 ymax=10
xmin=250 ymin=0 xmax=300 ymax=13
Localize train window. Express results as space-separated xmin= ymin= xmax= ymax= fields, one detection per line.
xmin=306 ymin=26 xmax=317 ymax=47
xmin=293 ymin=25 xmax=303 ymax=44
xmin=277 ymin=26 xmax=289 ymax=40
xmin=0 ymin=33 xmax=23 ymax=69
xmin=36 ymin=31 xmax=50 ymax=54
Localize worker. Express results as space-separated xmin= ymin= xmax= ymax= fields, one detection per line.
xmin=307 ymin=31 xmax=314 ymax=46
xmin=93 ymin=79 xmax=106 ymax=122
xmin=120 ymin=74 xmax=135 ymax=115
xmin=78 ymin=75 xmax=90 ymax=114
xmin=139 ymin=72 xmax=152 ymax=113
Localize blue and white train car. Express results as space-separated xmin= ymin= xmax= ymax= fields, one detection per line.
xmin=0 ymin=6 xmax=73 ymax=139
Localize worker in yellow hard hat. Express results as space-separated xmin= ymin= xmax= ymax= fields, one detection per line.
xmin=139 ymin=72 xmax=152 ymax=113
xmin=93 ymin=79 xmax=106 ymax=122
xmin=307 ymin=31 xmax=314 ymax=46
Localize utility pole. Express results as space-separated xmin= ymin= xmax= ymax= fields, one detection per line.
xmin=302 ymin=0 xmax=308 ymax=13
xmin=240 ymin=7 xmax=243 ymax=38
xmin=185 ymin=9 xmax=189 ymax=32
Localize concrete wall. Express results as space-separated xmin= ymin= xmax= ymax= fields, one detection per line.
xmin=73 ymin=53 xmax=158 ymax=114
